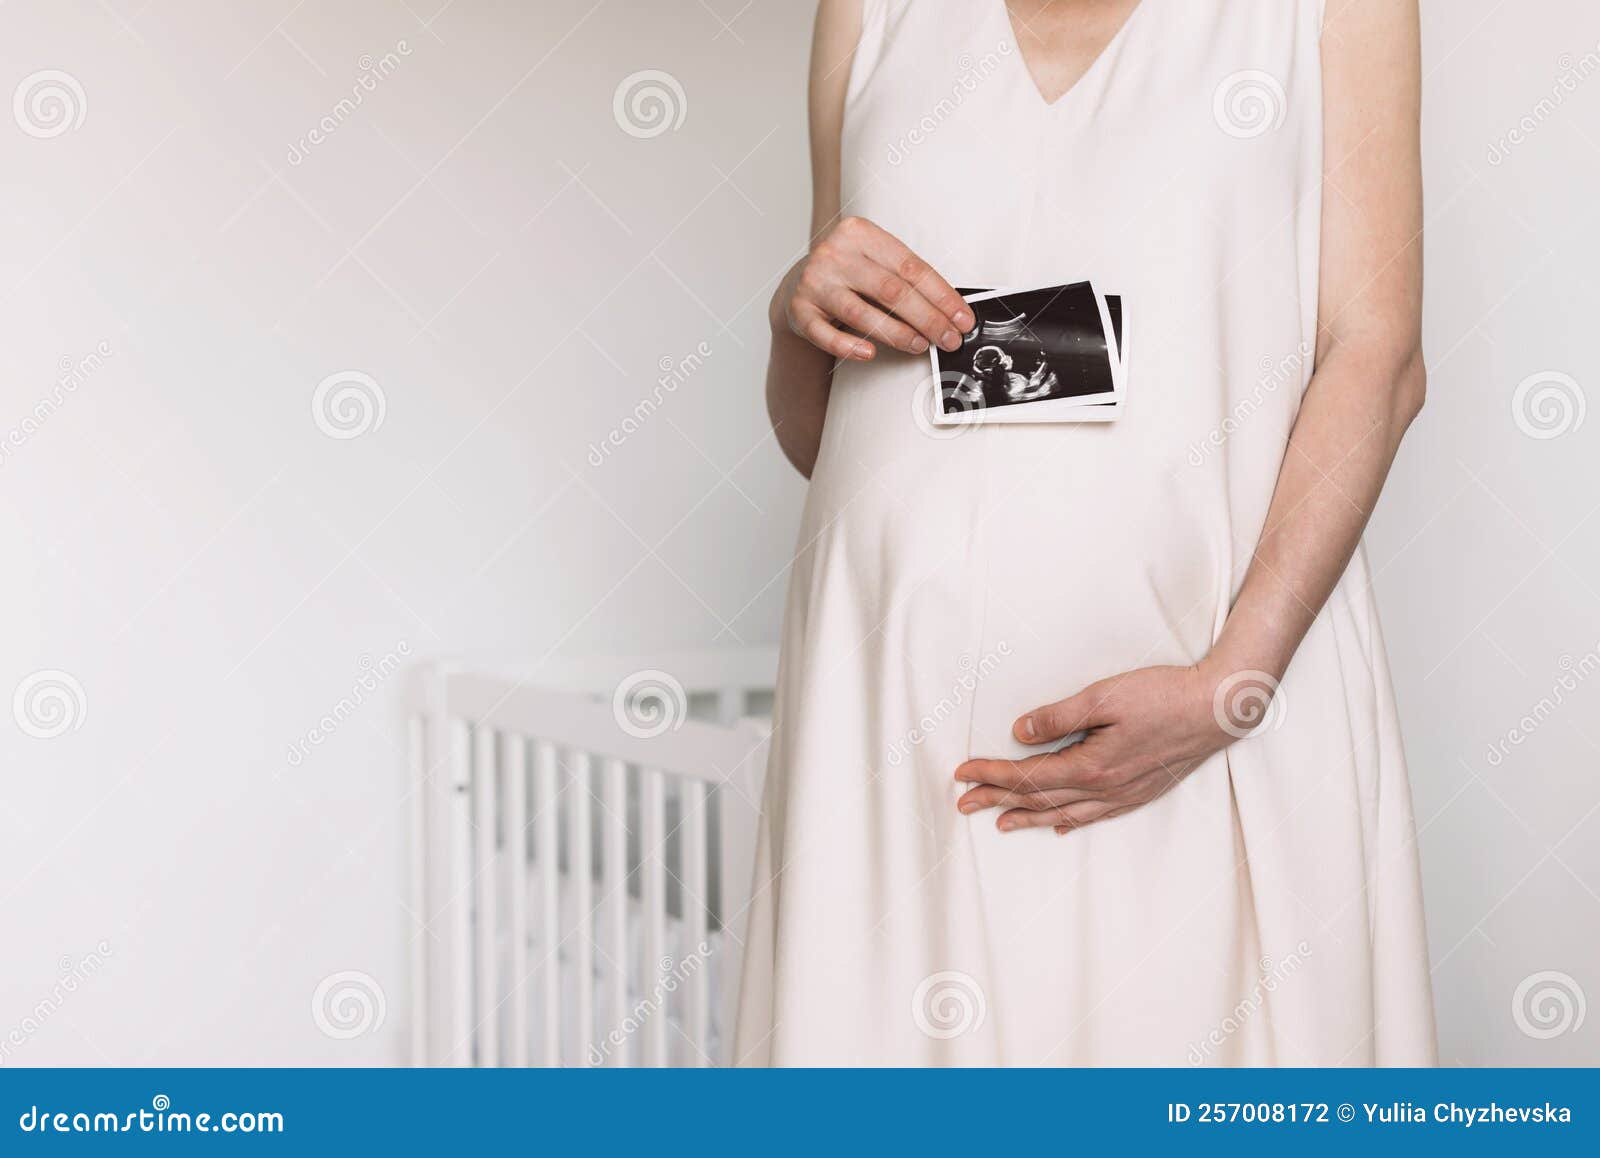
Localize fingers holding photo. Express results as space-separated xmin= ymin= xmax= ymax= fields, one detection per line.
xmin=779 ymin=216 xmax=972 ymax=361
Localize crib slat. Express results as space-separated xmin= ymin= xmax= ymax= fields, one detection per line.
xmin=472 ymin=726 xmax=499 ymax=1067
xmin=503 ymin=733 xmax=529 ymax=1067
xmin=641 ymin=767 xmax=668 ymax=1066
xmin=407 ymin=717 xmax=428 ymax=1066
xmin=568 ymin=750 xmax=595 ymax=1063
xmin=534 ymin=740 xmax=562 ymax=1065
xmin=602 ymin=757 xmax=629 ymax=1067
xmin=447 ymin=719 xmax=473 ymax=1066
xmin=681 ymin=777 xmax=711 ymax=1065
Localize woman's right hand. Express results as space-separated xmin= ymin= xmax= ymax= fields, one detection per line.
xmin=771 ymin=216 xmax=974 ymax=362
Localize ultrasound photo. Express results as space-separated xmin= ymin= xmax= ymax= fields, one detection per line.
xmin=934 ymin=282 xmax=1125 ymax=425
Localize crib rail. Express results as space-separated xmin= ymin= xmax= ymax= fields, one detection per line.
xmin=406 ymin=652 xmax=775 ymax=1067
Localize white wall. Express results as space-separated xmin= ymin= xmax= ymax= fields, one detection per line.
xmin=0 ymin=0 xmax=1595 ymax=1067
xmin=1377 ymin=0 xmax=1600 ymax=1066
xmin=0 ymin=0 xmax=813 ymax=1065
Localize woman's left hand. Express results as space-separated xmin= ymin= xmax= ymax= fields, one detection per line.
xmin=954 ymin=659 xmax=1278 ymax=835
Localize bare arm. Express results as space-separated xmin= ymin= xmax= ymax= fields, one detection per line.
xmin=956 ymin=0 xmax=1427 ymax=833
xmin=766 ymin=0 xmax=973 ymax=477
xmin=765 ymin=0 xmax=856 ymax=478
xmin=1210 ymin=0 xmax=1426 ymax=682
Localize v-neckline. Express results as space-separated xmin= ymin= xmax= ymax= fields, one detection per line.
xmin=996 ymin=0 xmax=1150 ymax=111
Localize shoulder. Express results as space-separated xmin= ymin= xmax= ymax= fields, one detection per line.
xmin=1320 ymin=0 xmax=1421 ymax=118
xmin=814 ymin=0 xmax=912 ymax=60
xmin=1320 ymin=0 xmax=1421 ymax=54
xmin=814 ymin=0 xmax=865 ymax=53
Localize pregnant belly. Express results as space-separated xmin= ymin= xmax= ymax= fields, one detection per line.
xmin=807 ymin=356 xmax=1231 ymax=672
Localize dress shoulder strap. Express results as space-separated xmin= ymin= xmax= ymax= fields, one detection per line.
xmin=845 ymin=0 xmax=900 ymax=106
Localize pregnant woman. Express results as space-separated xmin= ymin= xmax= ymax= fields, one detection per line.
xmin=736 ymin=0 xmax=1435 ymax=1065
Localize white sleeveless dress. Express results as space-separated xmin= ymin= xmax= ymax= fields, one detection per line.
xmin=735 ymin=0 xmax=1436 ymax=1066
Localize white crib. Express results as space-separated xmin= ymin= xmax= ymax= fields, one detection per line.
xmin=405 ymin=649 xmax=777 ymax=1067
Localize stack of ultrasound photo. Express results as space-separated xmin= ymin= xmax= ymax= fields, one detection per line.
xmin=930 ymin=281 xmax=1127 ymax=425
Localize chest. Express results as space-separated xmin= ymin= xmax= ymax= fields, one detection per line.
xmin=1003 ymin=0 xmax=1147 ymax=104
xmin=840 ymin=0 xmax=1316 ymax=280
